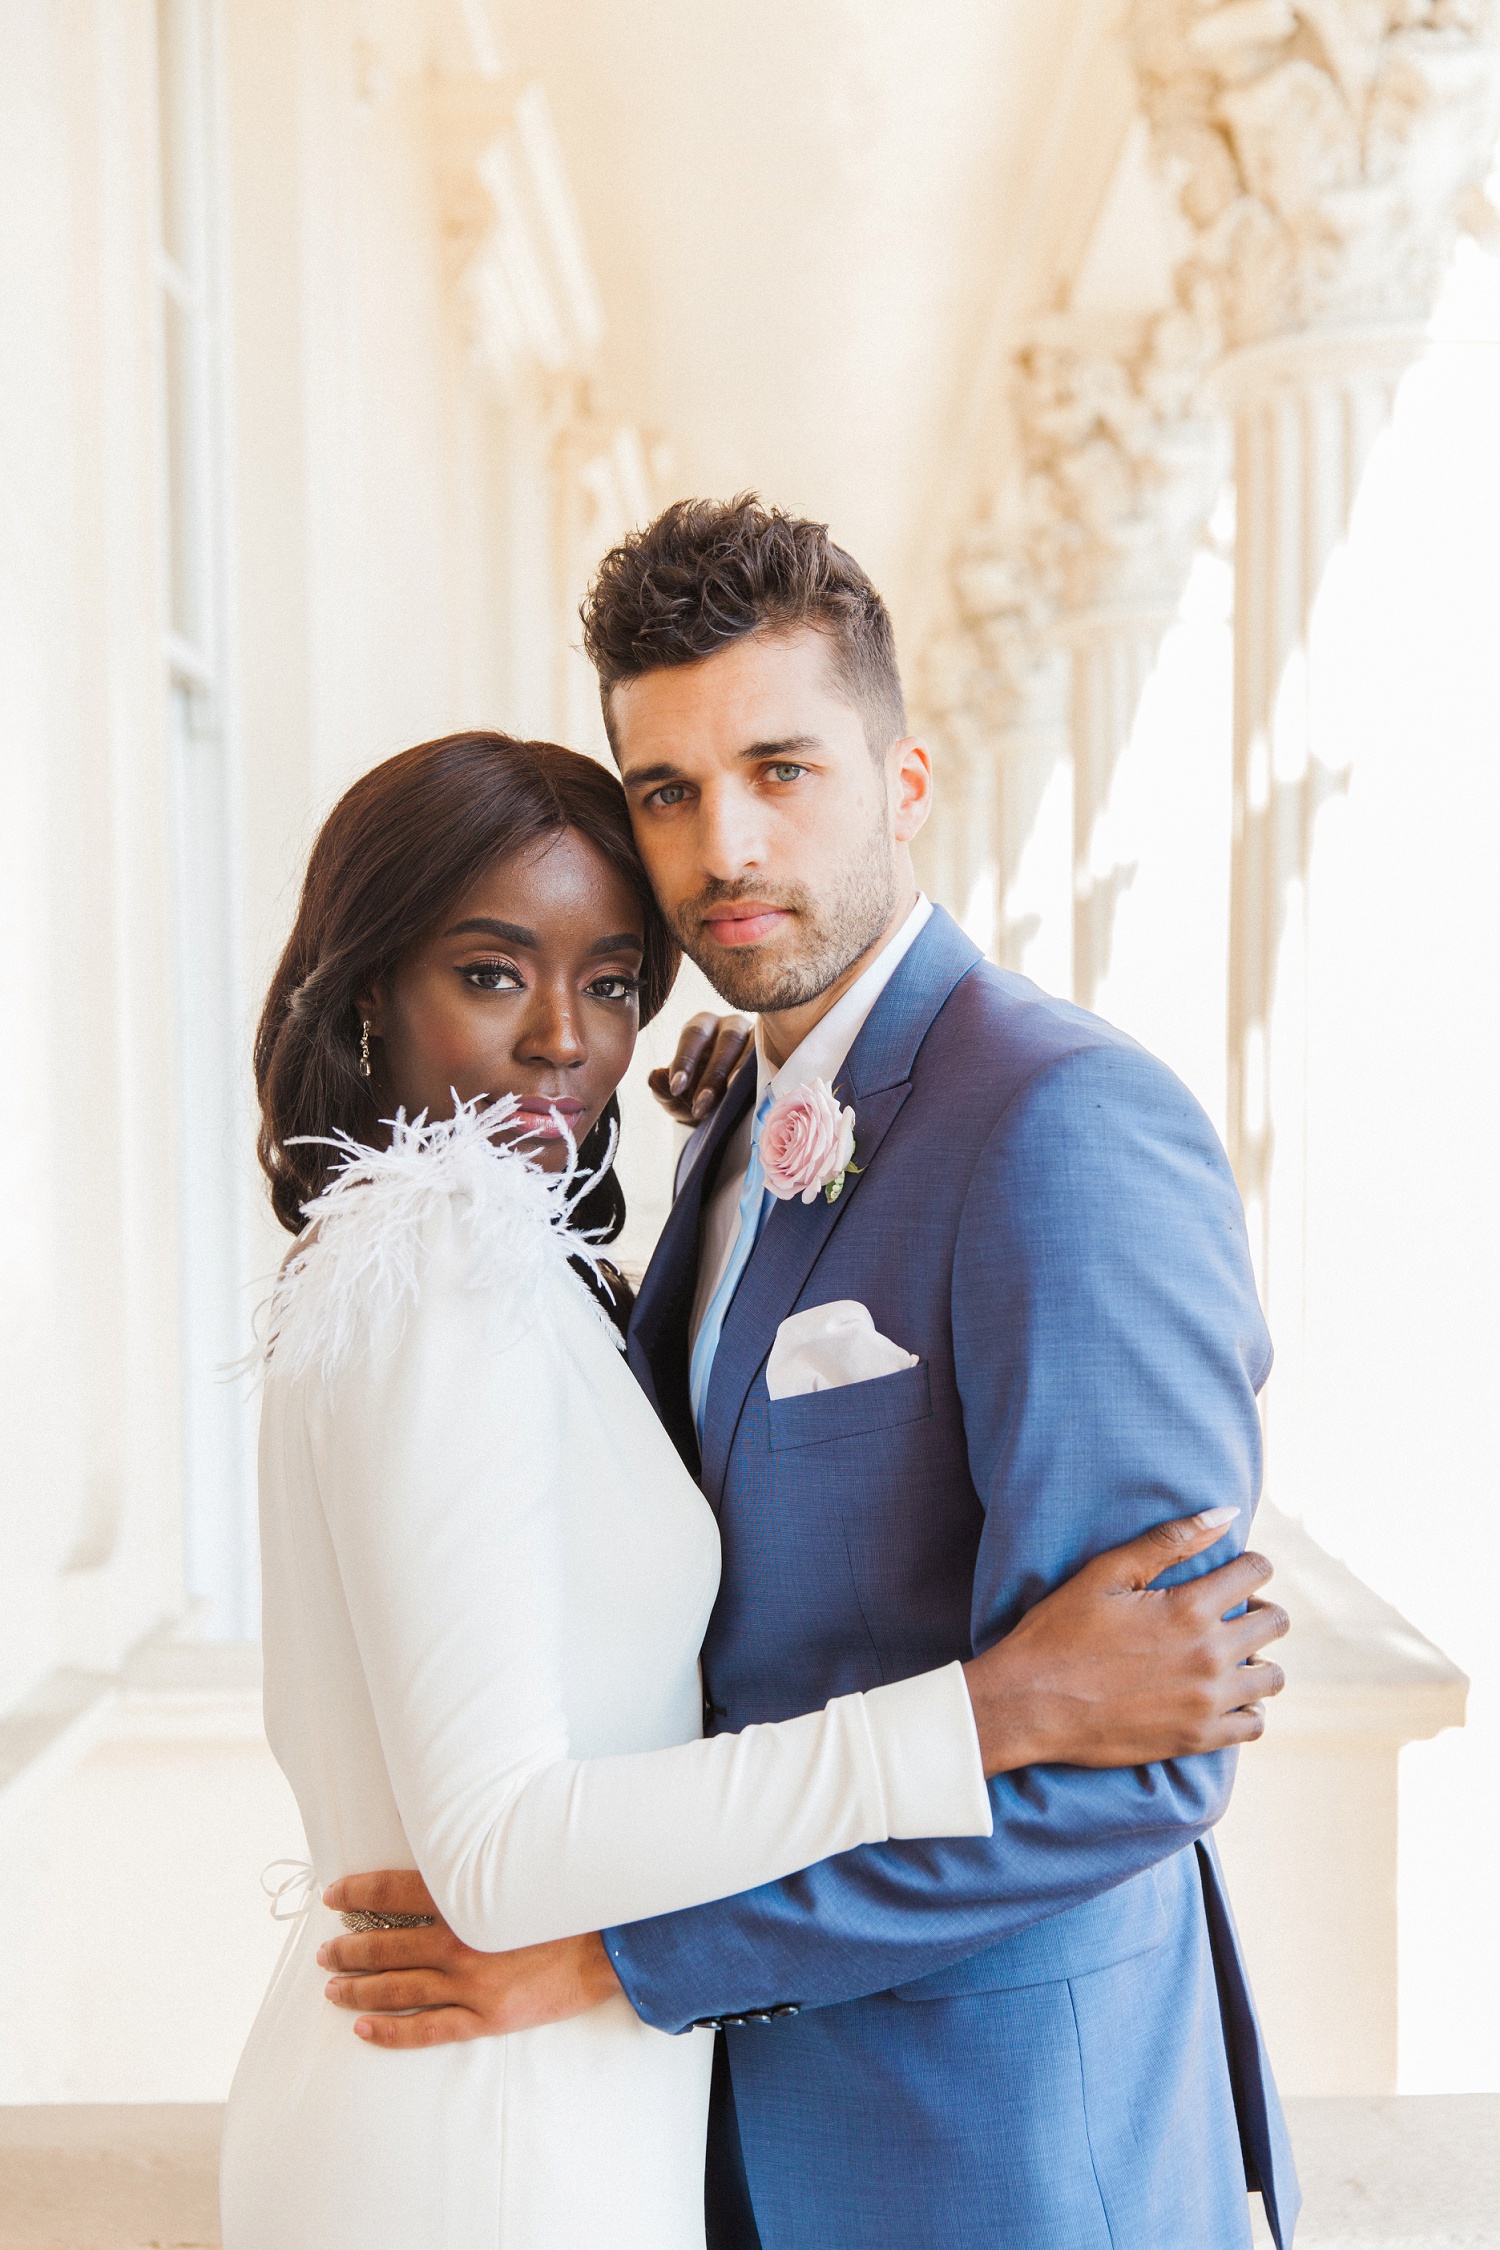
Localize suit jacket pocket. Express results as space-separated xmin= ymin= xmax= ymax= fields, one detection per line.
xmin=767 ymin=1359 xmax=932 ymax=1452
xmin=889 ymin=1860 xmax=1171 ymax=1999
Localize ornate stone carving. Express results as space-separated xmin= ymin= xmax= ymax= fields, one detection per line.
xmin=1128 ymin=0 xmax=1500 ymax=345
xmin=432 ymin=76 xmax=605 ymax=394
xmin=918 ymin=306 xmax=1226 ymax=990
xmin=940 ymin=308 xmax=1232 ymax=994
xmin=924 ymin=299 xmax=1225 ymax=739
xmin=1008 ymin=306 xmax=1227 ymax=615
xmin=917 ymin=463 xmax=1055 ymax=774
xmin=915 ymin=477 xmax=1070 ymax=973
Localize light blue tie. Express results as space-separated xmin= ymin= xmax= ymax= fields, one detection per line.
xmin=689 ymin=1089 xmax=775 ymax=1444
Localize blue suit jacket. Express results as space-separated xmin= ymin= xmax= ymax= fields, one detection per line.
xmin=607 ymin=909 xmax=1299 ymax=2250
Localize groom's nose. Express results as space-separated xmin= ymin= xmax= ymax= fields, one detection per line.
xmin=693 ymin=775 xmax=770 ymax=883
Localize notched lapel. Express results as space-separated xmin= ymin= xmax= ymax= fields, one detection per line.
xmin=627 ymin=1058 xmax=755 ymax=1466
xmin=699 ymin=1075 xmax=912 ymax=1505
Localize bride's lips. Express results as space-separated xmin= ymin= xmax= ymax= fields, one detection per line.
xmin=699 ymin=902 xmax=792 ymax=947
xmin=511 ymin=1097 xmax=587 ymax=1140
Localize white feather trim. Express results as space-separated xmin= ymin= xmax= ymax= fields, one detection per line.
xmin=263 ymin=1093 xmax=622 ymax=1383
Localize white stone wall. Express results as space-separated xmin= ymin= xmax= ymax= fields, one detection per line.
xmin=0 ymin=0 xmax=188 ymax=1713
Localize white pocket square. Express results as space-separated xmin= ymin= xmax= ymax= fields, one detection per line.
xmin=765 ymin=1301 xmax=920 ymax=1400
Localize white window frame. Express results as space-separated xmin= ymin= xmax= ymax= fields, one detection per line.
xmin=153 ymin=0 xmax=256 ymax=1639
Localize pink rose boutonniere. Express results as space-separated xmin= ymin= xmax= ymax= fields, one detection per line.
xmin=760 ymin=1078 xmax=859 ymax=1206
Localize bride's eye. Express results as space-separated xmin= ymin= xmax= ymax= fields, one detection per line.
xmin=587 ymin=973 xmax=640 ymax=1004
xmin=461 ymin=958 xmax=524 ymax=992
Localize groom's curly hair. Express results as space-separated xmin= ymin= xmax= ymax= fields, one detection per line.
xmin=581 ymin=494 xmax=907 ymax=758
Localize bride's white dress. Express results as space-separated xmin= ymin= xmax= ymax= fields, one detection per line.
xmin=219 ymin=1105 xmax=990 ymax=2250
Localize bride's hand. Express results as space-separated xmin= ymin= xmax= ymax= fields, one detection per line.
xmin=648 ymin=1012 xmax=754 ymax=1124
xmin=963 ymin=1508 xmax=1289 ymax=1776
xmin=318 ymin=1874 xmax=620 ymax=2048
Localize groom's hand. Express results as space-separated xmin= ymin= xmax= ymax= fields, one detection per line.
xmin=317 ymin=1873 xmax=621 ymax=2048
xmin=648 ymin=1011 xmax=753 ymax=1123
xmin=963 ymin=1507 xmax=1290 ymax=1774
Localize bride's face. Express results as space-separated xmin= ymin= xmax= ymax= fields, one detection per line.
xmin=361 ymin=828 xmax=646 ymax=1172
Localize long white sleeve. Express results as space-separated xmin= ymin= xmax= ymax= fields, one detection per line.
xmin=297 ymin=1190 xmax=990 ymax=1953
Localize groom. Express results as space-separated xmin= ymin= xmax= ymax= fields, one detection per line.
xmin=324 ymin=497 xmax=1298 ymax=2248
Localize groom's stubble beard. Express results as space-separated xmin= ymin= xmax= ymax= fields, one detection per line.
xmin=667 ymin=811 xmax=900 ymax=1015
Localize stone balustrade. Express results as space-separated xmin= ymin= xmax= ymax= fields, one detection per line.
xmin=1216 ymin=1504 xmax=1469 ymax=2097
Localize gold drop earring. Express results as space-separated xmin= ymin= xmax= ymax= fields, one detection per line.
xmin=359 ymin=1019 xmax=372 ymax=1079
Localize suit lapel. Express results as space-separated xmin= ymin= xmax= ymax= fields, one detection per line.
xmin=698 ymin=907 xmax=982 ymax=1506
xmin=698 ymin=1079 xmax=909 ymax=1503
xmin=627 ymin=1057 xmax=756 ymax=1469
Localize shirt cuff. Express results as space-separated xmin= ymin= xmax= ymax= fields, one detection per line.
xmin=861 ymin=1661 xmax=994 ymax=1840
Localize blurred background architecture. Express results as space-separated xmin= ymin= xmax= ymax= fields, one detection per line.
xmin=2 ymin=0 xmax=1499 ymax=2233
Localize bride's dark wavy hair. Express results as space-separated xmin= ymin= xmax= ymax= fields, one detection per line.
xmin=255 ymin=731 xmax=680 ymax=1238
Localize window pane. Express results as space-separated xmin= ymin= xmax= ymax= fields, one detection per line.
xmin=163 ymin=290 xmax=201 ymax=645
xmin=167 ymin=683 xmax=256 ymax=1635
xmin=155 ymin=0 xmax=191 ymax=272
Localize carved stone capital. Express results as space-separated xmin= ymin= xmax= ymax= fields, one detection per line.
xmin=1128 ymin=0 xmax=1500 ymax=346
xmin=431 ymin=76 xmax=605 ymax=393
xmin=919 ymin=300 xmax=1224 ymax=756
xmin=922 ymin=513 xmax=1065 ymax=749
xmin=1010 ymin=308 xmax=1229 ymax=615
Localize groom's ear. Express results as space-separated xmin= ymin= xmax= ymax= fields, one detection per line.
xmin=889 ymin=736 xmax=933 ymax=843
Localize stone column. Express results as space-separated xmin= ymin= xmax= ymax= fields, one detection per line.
xmin=919 ymin=523 xmax=1072 ymax=985
xmin=1217 ymin=329 xmax=1416 ymax=1480
xmin=1061 ymin=603 xmax=1171 ymax=1008
xmin=992 ymin=687 xmax=1074 ymax=988
xmin=1131 ymin=0 xmax=1500 ymax=1496
xmin=1213 ymin=1501 xmax=1468 ymax=2093
xmin=921 ymin=293 xmax=1225 ymax=1003
xmin=1010 ymin=311 xmax=1225 ymax=1007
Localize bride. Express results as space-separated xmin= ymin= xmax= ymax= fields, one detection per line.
xmin=220 ymin=730 xmax=1268 ymax=2249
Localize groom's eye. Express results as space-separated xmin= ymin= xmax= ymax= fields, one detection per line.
xmin=768 ymin=762 xmax=807 ymax=783
xmin=648 ymin=783 xmax=689 ymax=807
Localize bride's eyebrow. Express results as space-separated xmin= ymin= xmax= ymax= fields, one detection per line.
xmin=444 ymin=917 xmax=643 ymax=958
xmin=445 ymin=917 xmax=536 ymax=945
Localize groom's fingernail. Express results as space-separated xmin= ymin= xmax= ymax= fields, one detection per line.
xmin=1196 ymin=1506 xmax=1239 ymax=1528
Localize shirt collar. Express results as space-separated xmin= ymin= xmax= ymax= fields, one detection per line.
xmin=755 ymin=894 xmax=933 ymax=1107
